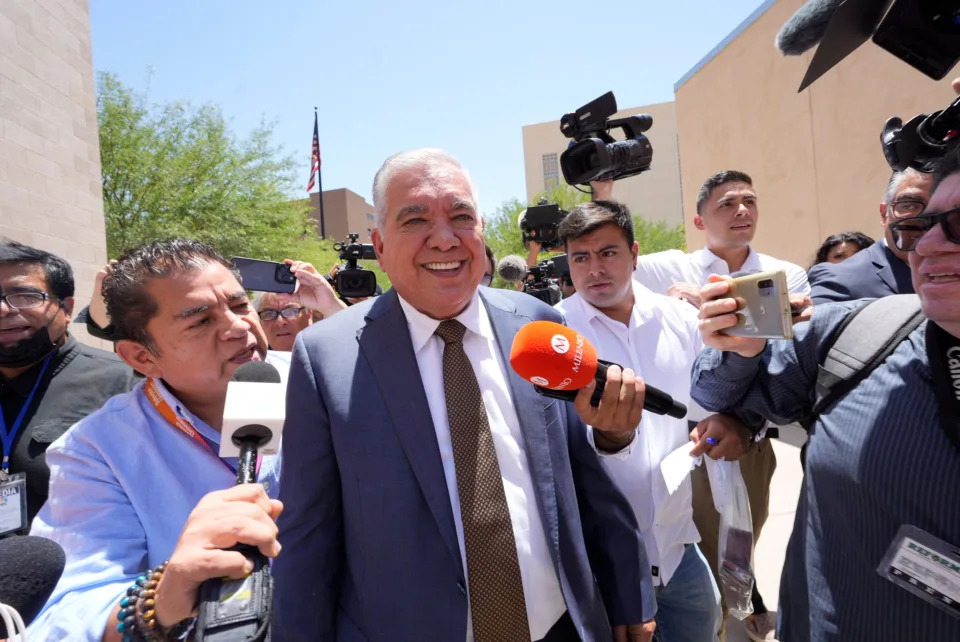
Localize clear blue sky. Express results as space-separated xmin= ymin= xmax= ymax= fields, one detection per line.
xmin=90 ymin=0 xmax=768 ymax=220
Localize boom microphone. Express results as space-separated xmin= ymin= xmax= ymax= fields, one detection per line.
xmin=775 ymin=0 xmax=843 ymax=55
xmin=0 ymin=536 xmax=66 ymax=636
xmin=509 ymin=320 xmax=687 ymax=419
xmin=497 ymin=254 xmax=529 ymax=283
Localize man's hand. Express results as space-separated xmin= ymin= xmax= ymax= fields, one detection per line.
xmin=153 ymin=485 xmax=283 ymax=629
xmin=666 ymin=282 xmax=702 ymax=309
xmin=525 ymin=240 xmax=542 ymax=269
xmin=790 ymin=294 xmax=813 ymax=324
xmin=689 ymin=413 xmax=753 ymax=460
xmin=276 ymin=259 xmax=346 ymax=318
xmin=698 ymin=275 xmax=767 ymax=358
xmin=591 ymin=180 xmax=615 ymax=202
xmin=613 ymin=619 xmax=656 ymax=642
xmin=575 ymin=365 xmax=645 ymax=452
xmin=88 ymin=260 xmax=117 ymax=328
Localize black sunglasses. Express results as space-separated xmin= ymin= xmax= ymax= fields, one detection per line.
xmin=889 ymin=207 xmax=960 ymax=252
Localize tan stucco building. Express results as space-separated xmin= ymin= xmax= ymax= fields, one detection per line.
xmin=521 ymin=100 xmax=684 ymax=227
xmin=307 ymin=188 xmax=376 ymax=243
xmin=522 ymin=0 xmax=957 ymax=268
xmin=673 ymin=0 xmax=957 ymax=268
xmin=0 ymin=0 xmax=107 ymax=346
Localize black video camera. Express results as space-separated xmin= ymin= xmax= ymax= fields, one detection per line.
xmin=882 ymin=94 xmax=960 ymax=172
xmin=520 ymin=199 xmax=568 ymax=251
xmin=522 ymin=255 xmax=569 ymax=306
xmin=332 ymin=233 xmax=378 ymax=299
xmin=559 ymin=91 xmax=654 ymax=186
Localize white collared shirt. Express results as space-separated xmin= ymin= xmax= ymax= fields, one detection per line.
xmin=397 ymin=292 xmax=566 ymax=641
xmin=555 ymin=281 xmax=710 ymax=585
xmin=634 ymin=246 xmax=811 ymax=295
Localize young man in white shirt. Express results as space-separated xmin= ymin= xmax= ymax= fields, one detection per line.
xmin=634 ymin=170 xmax=809 ymax=641
xmin=555 ymin=199 xmax=756 ymax=641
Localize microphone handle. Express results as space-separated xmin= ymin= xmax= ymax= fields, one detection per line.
xmin=596 ymin=360 xmax=688 ymax=418
xmin=236 ymin=439 xmax=258 ymax=485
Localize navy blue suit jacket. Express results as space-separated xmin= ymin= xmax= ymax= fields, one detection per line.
xmin=272 ymin=287 xmax=653 ymax=642
xmin=808 ymin=241 xmax=913 ymax=304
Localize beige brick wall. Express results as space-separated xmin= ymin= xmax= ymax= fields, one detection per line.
xmin=0 ymin=0 xmax=108 ymax=348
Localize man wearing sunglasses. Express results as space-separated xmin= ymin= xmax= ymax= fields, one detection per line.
xmin=691 ymin=144 xmax=960 ymax=640
xmin=809 ymin=167 xmax=934 ymax=303
xmin=0 ymin=240 xmax=135 ymax=535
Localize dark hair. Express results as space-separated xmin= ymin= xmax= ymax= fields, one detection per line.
xmin=102 ymin=239 xmax=239 ymax=351
xmin=932 ymin=144 xmax=960 ymax=190
xmin=558 ymin=200 xmax=635 ymax=247
xmin=484 ymin=245 xmax=496 ymax=273
xmin=696 ymin=170 xmax=753 ymax=214
xmin=0 ymin=239 xmax=74 ymax=300
xmin=813 ymin=231 xmax=875 ymax=266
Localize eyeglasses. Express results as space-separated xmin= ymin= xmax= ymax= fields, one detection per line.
xmin=480 ymin=274 xmax=493 ymax=287
xmin=258 ymin=306 xmax=304 ymax=321
xmin=889 ymin=198 xmax=927 ymax=219
xmin=0 ymin=291 xmax=55 ymax=310
xmin=889 ymin=207 xmax=960 ymax=251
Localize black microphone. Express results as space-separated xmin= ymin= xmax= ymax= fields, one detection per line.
xmin=0 ymin=536 xmax=66 ymax=636
xmin=195 ymin=360 xmax=283 ymax=642
xmin=497 ymin=254 xmax=528 ymax=284
xmin=775 ymin=0 xmax=843 ymax=55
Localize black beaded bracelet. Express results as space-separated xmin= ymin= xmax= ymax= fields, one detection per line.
xmin=117 ymin=562 xmax=193 ymax=642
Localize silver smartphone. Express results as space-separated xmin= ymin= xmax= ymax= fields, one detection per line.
xmin=720 ymin=270 xmax=794 ymax=340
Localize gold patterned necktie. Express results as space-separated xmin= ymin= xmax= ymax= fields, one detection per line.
xmin=435 ymin=319 xmax=530 ymax=642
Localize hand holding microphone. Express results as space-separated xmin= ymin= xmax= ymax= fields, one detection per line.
xmin=509 ymin=321 xmax=687 ymax=449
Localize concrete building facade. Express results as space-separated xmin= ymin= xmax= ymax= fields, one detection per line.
xmin=674 ymin=0 xmax=957 ymax=268
xmin=307 ymin=188 xmax=376 ymax=243
xmin=0 ymin=0 xmax=107 ymax=346
xmin=521 ymin=100 xmax=684 ymax=227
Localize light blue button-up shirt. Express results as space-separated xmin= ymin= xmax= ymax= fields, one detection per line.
xmin=28 ymin=374 xmax=282 ymax=641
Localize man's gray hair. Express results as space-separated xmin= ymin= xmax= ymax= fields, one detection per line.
xmin=371 ymin=148 xmax=479 ymax=231
xmin=883 ymin=167 xmax=920 ymax=204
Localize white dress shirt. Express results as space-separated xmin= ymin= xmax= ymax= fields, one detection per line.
xmin=555 ymin=281 xmax=709 ymax=586
xmin=397 ymin=292 xmax=566 ymax=641
xmin=634 ymin=246 xmax=811 ymax=295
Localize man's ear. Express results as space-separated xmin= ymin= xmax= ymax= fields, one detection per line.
xmin=115 ymin=339 xmax=162 ymax=379
xmin=879 ymin=202 xmax=889 ymax=229
xmin=371 ymin=228 xmax=385 ymax=270
xmin=631 ymin=241 xmax=640 ymax=267
xmin=60 ymin=296 xmax=75 ymax=320
xmin=693 ymin=215 xmax=705 ymax=231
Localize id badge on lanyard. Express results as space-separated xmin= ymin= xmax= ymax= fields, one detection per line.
xmin=879 ymin=525 xmax=960 ymax=619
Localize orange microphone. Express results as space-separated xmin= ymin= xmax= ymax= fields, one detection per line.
xmin=509 ymin=320 xmax=687 ymax=418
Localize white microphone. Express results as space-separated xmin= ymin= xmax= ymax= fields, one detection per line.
xmin=221 ymin=361 xmax=284 ymax=482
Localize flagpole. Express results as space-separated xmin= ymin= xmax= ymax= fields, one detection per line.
xmin=314 ymin=107 xmax=327 ymax=239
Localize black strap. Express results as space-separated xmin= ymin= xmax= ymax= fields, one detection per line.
xmin=927 ymin=321 xmax=960 ymax=454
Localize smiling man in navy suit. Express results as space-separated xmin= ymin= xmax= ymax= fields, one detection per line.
xmin=273 ymin=148 xmax=656 ymax=642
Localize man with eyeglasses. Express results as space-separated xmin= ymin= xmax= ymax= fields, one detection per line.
xmin=690 ymin=144 xmax=960 ymax=640
xmin=0 ymin=240 xmax=135 ymax=536
xmin=808 ymin=167 xmax=934 ymax=303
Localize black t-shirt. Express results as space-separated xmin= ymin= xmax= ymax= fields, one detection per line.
xmin=0 ymin=336 xmax=136 ymax=528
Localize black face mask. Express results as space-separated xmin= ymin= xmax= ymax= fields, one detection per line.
xmin=0 ymin=323 xmax=63 ymax=369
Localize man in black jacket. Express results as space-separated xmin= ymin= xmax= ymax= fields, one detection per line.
xmin=0 ymin=240 xmax=135 ymax=532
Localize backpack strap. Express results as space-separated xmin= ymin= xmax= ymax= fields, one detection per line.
xmin=806 ymin=295 xmax=925 ymax=424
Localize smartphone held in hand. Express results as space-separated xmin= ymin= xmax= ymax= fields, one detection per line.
xmin=720 ymin=270 xmax=794 ymax=340
xmin=232 ymin=257 xmax=297 ymax=294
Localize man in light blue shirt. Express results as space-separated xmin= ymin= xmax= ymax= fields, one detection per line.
xmin=29 ymin=239 xmax=294 ymax=641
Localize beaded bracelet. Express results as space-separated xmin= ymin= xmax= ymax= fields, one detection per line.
xmin=117 ymin=562 xmax=192 ymax=642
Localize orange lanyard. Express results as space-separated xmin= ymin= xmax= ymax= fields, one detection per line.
xmin=143 ymin=378 xmax=262 ymax=478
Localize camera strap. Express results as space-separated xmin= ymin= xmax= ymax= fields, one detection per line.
xmin=926 ymin=320 xmax=960 ymax=454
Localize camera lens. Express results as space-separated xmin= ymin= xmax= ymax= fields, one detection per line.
xmin=758 ymin=279 xmax=773 ymax=289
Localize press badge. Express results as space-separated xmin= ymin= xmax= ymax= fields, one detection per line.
xmin=878 ymin=524 xmax=960 ymax=620
xmin=0 ymin=472 xmax=28 ymax=536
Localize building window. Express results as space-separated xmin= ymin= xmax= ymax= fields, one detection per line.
xmin=542 ymin=153 xmax=559 ymax=191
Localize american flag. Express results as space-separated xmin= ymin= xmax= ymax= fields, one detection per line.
xmin=307 ymin=112 xmax=321 ymax=192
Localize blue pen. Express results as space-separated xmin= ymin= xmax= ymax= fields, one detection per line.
xmin=705 ymin=437 xmax=719 ymax=446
